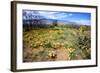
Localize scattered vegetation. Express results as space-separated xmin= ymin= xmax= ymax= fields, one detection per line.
xmin=23 ymin=23 xmax=91 ymax=62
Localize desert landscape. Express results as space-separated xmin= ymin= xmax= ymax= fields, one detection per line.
xmin=23 ymin=10 xmax=91 ymax=62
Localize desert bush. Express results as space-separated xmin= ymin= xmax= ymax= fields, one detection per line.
xmin=23 ymin=25 xmax=91 ymax=62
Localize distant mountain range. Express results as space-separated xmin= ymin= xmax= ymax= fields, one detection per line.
xmin=41 ymin=18 xmax=88 ymax=26
xmin=23 ymin=15 xmax=90 ymax=26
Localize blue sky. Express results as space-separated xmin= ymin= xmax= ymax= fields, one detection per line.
xmin=23 ymin=10 xmax=91 ymax=25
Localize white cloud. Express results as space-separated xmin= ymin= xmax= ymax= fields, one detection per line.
xmin=69 ymin=13 xmax=73 ymax=16
xmin=39 ymin=11 xmax=57 ymax=15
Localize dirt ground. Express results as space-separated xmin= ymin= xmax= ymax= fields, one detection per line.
xmin=55 ymin=48 xmax=69 ymax=60
xmin=23 ymin=47 xmax=70 ymax=62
